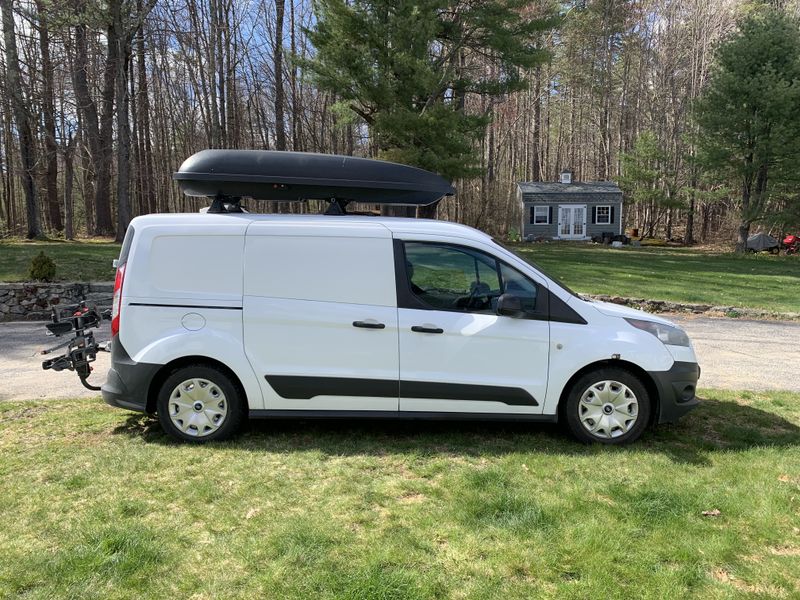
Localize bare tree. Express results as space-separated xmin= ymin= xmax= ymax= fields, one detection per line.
xmin=1 ymin=0 xmax=41 ymax=239
xmin=35 ymin=0 xmax=62 ymax=232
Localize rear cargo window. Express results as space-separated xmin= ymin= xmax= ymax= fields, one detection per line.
xmin=118 ymin=225 xmax=135 ymax=265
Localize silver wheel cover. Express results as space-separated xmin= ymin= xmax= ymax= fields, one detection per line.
xmin=578 ymin=380 xmax=639 ymax=439
xmin=168 ymin=378 xmax=228 ymax=437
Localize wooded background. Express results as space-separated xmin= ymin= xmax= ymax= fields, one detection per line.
xmin=0 ymin=0 xmax=798 ymax=244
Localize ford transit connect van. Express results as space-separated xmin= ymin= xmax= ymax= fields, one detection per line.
xmin=100 ymin=150 xmax=699 ymax=444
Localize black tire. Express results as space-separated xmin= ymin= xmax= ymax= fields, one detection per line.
xmin=563 ymin=367 xmax=651 ymax=445
xmin=156 ymin=364 xmax=245 ymax=443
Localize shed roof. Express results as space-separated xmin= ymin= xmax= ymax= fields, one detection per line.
xmin=518 ymin=181 xmax=621 ymax=195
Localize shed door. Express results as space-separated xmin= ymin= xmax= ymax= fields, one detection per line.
xmin=558 ymin=205 xmax=586 ymax=239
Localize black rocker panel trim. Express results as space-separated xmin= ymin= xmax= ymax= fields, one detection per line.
xmin=266 ymin=375 xmax=399 ymax=400
xmin=265 ymin=375 xmax=538 ymax=406
xmin=400 ymin=381 xmax=537 ymax=406
xmin=249 ymin=410 xmax=556 ymax=422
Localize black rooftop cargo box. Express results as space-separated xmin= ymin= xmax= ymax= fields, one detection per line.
xmin=173 ymin=150 xmax=455 ymax=206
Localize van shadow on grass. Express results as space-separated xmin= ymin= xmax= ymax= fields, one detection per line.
xmin=112 ymin=397 xmax=800 ymax=466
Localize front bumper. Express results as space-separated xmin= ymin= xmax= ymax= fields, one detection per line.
xmin=101 ymin=338 xmax=160 ymax=413
xmin=649 ymin=361 xmax=700 ymax=424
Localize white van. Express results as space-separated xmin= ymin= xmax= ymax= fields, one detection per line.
xmin=101 ymin=151 xmax=699 ymax=444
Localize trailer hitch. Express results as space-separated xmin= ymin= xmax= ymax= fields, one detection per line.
xmin=40 ymin=301 xmax=111 ymax=391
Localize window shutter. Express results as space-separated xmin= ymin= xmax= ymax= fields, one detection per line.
xmin=610 ymin=206 xmax=615 ymax=223
xmin=529 ymin=206 xmax=535 ymax=225
xmin=548 ymin=206 xmax=553 ymax=224
xmin=591 ymin=207 xmax=597 ymax=224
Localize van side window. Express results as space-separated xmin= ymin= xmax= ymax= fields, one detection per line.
xmin=499 ymin=262 xmax=538 ymax=313
xmin=403 ymin=242 xmax=541 ymax=316
xmin=403 ymin=243 xmax=502 ymax=314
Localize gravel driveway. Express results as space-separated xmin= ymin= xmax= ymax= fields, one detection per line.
xmin=669 ymin=315 xmax=800 ymax=392
xmin=1 ymin=316 xmax=798 ymax=402
xmin=0 ymin=321 xmax=111 ymax=402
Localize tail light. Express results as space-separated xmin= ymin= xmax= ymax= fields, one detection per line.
xmin=111 ymin=263 xmax=126 ymax=337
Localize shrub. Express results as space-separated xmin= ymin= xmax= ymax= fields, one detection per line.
xmin=29 ymin=251 xmax=56 ymax=281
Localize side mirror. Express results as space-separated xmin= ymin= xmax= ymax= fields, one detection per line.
xmin=497 ymin=293 xmax=525 ymax=318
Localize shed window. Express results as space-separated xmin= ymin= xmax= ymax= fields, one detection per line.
xmin=530 ymin=205 xmax=550 ymax=225
xmin=596 ymin=205 xmax=612 ymax=225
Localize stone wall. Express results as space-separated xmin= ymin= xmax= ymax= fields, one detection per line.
xmin=0 ymin=282 xmax=113 ymax=321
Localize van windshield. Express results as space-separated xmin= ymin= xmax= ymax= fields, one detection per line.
xmin=490 ymin=239 xmax=581 ymax=299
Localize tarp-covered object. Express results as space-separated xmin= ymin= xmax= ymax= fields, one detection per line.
xmin=746 ymin=233 xmax=779 ymax=251
xmin=174 ymin=149 xmax=455 ymax=206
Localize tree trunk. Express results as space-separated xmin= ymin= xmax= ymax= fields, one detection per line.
xmin=685 ymin=165 xmax=697 ymax=245
xmin=685 ymin=197 xmax=695 ymax=246
xmin=36 ymin=0 xmax=62 ymax=232
xmin=73 ymin=21 xmax=116 ymax=236
xmin=115 ymin=30 xmax=133 ymax=242
xmin=531 ymin=66 xmax=542 ymax=181
xmin=736 ymin=222 xmax=750 ymax=253
xmin=1 ymin=0 xmax=41 ymax=239
xmin=135 ymin=2 xmax=155 ymax=214
xmin=666 ymin=207 xmax=672 ymax=240
xmin=273 ymin=0 xmax=289 ymax=213
xmin=290 ymin=0 xmax=300 ymax=150
xmin=96 ymin=19 xmax=119 ymax=236
xmin=64 ymin=134 xmax=75 ymax=240
xmin=737 ymin=167 xmax=753 ymax=253
xmin=274 ymin=0 xmax=287 ymax=151
xmin=700 ymin=202 xmax=710 ymax=243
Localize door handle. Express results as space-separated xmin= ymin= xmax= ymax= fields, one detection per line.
xmin=411 ymin=325 xmax=443 ymax=334
xmin=353 ymin=320 xmax=386 ymax=329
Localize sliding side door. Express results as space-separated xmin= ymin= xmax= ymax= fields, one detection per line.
xmin=244 ymin=222 xmax=399 ymax=412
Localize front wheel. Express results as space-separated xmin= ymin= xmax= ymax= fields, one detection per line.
xmin=156 ymin=364 xmax=245 ymax=443
xmin=563 ymin=368 xmax=651 ymax=444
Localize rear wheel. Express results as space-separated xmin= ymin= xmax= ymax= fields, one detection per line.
xmin=156 ymin=364 xmax=244 ymax=442
xmin=563 ymin=368 xmax=651 ymax=444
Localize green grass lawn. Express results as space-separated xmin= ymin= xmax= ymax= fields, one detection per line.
xmin=0 ymin=240 xmax=119 ymax=282
xmin=511 ymin=243 xmax=800 ymax=314
xmin=1 ymin=239 xmax=798 ymax=313
xmin=1 ymin=390 xmax=798 ymax=598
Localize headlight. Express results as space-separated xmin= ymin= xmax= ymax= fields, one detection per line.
xmin=624 ymin=318 xmax=691 ymax=347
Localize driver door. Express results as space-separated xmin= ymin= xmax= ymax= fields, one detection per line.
xmin=396 ymin=240 xmax=550 ymax=415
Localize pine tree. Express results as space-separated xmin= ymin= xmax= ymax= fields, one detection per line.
xmin=618 ymin=131 xmax=682 ymax=238
xmin=301 ymin=0 xmax=557 ymax=185
xmin=695 ymin=9 xmax=800 ymax=252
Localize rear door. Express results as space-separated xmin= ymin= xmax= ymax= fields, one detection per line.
xmin=243 ymin=222 xmax=399 ymax=411
xmin=395 ymin=237 xmax=550 ymax=415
